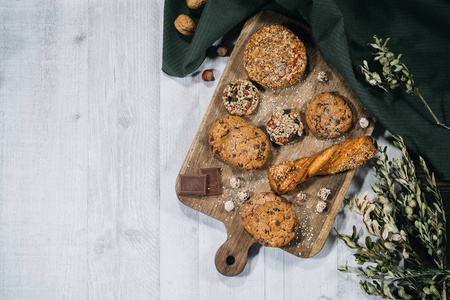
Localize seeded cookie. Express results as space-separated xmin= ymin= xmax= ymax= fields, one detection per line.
xmin=266 ymin=109 xmax=303 ymax=145
xmin=243 ymin=24 xmax=307 ymax=89
xmin=241 ymin=193 xmax=299 ymax=248
xmin=222 ymin=80 xmax=259 ymax=116
xmin=209 ymin=116 xmax=270 ymax=170
xmin=305 ymin=92 xmax=352 ymax=139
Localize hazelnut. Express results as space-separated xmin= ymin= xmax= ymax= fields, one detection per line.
xmin=186 ymin=0 xmax=207 ymax=9
xmin=217 ymin=45 xmax=228 ymax=57
xmin=202 ymin=69 xmax=214 ymax=81
xmin=174 ymin=14 xmax=196 ymax=36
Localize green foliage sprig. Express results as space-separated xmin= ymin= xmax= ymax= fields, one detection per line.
xmin=360 ymin=35 xmax=449 ymax=130
xmin=337 ymin=135 xmax=449 ymax=299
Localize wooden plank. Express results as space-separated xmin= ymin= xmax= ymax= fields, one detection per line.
xmin=175 ymin=11 xmax=375 ymax=276
xmin=160 ymin=75 xmax=201 ymax=299
xmin=0 ymin=1 xmax=89 ymax=299
xmin=87 ymin=1 xmax=162 ymax=299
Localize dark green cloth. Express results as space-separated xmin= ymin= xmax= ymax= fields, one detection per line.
xmin=163 ymin=0 xmax=450 ymax=180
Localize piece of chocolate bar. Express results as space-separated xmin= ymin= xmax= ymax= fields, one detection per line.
xmin=179 ymin=174 xmax=207 ymax=195
xmin=200 ymin=168 xmax=222 ymax=195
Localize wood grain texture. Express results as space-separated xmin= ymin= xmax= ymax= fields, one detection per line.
xmin=0 ymin=0 xmax=162 ymax=299
xmin=87 ymin=1 xmax=161 ymax=299
xmin=175 ymin=12 xmax=375 ymax=276
xmin=0 ymin=1 xmax=89 ymax=299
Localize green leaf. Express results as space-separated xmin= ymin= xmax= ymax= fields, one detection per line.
xmin=352 ymin=226 xmax=358 ymax=240
xmin=365 ymin=236 xmax=373 ymax=250
xmin=397 ymin=287 xmax=413 ymax=299
xmin=429 ymin=285 xmax=440 ymax=298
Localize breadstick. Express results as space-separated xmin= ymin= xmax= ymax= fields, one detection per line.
xmin=267 ymin=136 xmax=378 ymax=195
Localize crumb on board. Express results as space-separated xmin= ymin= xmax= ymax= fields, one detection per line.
xmin=224 ymin=200 xmax=235 ymax=212
xmin=295 ymin=191 xmax=307 ymax=203
xmin=237 ymin=190 xmax=249 ymax=201
xmin=230 ymin=177 xmax=240 ymax=189
xmin=359 ymin=117 xmax=369 ymax=129
xmin=316 ymin=200 xmax=327 ymax=213
xmin=317 ymin=188 xmax=331 ymax=201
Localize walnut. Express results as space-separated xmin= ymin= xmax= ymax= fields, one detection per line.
xmin=174 ymin=14 xmax=196 ymax=35
xmin=186 ymin=0 xmax=207 ymax=9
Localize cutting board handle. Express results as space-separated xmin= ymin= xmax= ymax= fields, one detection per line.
xmin=214 ymin=225 xmax=256 ymax=277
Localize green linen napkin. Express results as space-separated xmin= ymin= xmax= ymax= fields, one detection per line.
xmin=163 ymin=0 xmax=450 ymax=180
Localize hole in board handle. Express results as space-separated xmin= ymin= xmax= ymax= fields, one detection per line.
xmin=226 ymin=256 xmax=235 ymax=266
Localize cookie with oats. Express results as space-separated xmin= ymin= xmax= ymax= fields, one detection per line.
xmin=222 ymin=79 xmax=259 ymax=116
xmin=305 ymin=92 xmax=353 ymax=139
xmin=241 ymin=192 xmax=299 ymax=248
xmin=266 ymin=109 xmax=304 ymax=145
xmin=243 ymin=24 xmax=307 ymax=89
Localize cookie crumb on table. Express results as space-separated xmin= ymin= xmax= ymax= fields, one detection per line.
xmin=295 ymin=191 xmax=307 ymax=202
xmin=230 ymin=177 xmax=240 ymax=189
xmin=317 ymin=188 xmax=331 ymax=201
xmin=359 ymin=117 xmax=369 ymax=129
xmin=317 ymin=71 xmax=328 ymax=83
xmin=224 ymin=200 xmax=234 ymax=212
xmin=237 ymin=190 xmax=249 ymax=201
xmin=316 ymin=200 xmax=327 ymax=213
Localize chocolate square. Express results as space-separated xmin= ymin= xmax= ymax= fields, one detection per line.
xmin=200 ymin=168 xmax=222 ymax=195
xmin=179 ymin=174 xmax=207 ymax=195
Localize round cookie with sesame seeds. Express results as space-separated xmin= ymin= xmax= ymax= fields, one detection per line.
xmin=305 ymin=92 xmax=353 ymax=139
xmin=266 ymin=109 xmax=304 ymax=145
xmin=243 ymin=24 xmax=307 ymax=89
xmin=222 ymin=79 xmax=260 ymax=116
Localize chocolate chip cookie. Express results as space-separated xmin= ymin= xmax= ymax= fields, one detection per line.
xmin=209 ymin=116 xmax=270 ymax=170
xmin=305 ymin=92 xmax=352 ymax=139
xmin=241 ymin=192 xmax=299 ymax=248
xmin=241 ymin=192 xmax=278 ymax=229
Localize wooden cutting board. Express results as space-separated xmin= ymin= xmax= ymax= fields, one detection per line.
xmin=175 ymin=11 xmax=374 ymax=277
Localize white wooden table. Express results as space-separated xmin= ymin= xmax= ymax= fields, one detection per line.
xmin=0 ymin=1 xmax=397 ymax=299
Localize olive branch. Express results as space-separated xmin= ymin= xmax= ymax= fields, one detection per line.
xmin=336 ymin=135 xmax=449 ymax=299
xmin=360 ymin=35 xmax=449 ymax=130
